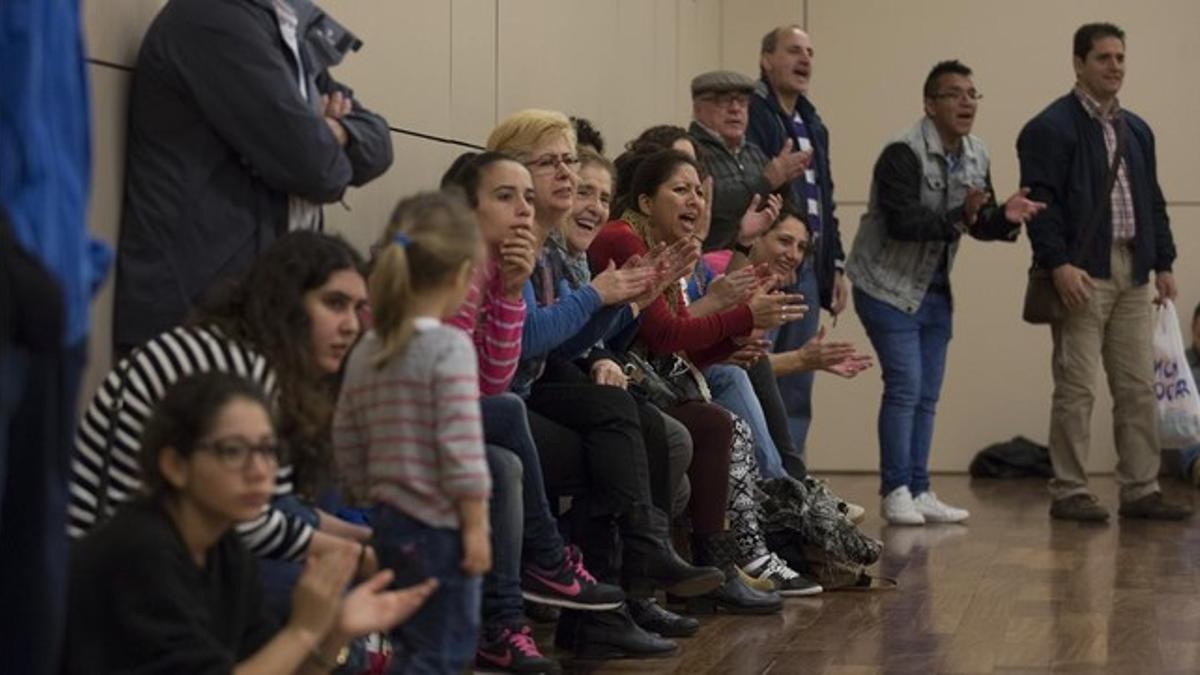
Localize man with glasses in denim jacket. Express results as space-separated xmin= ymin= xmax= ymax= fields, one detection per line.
xmin=846 ymin=60 xmax=1044 ymax=526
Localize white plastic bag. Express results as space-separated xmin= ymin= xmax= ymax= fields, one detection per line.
xmin=1152 ymin=300 xmax=1200 ymax=448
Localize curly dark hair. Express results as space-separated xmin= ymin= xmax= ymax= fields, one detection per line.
xmin=571 ymin=116 xmax=606 ymax=155
xmin=191 ymin=231 xmax=365 ymax=497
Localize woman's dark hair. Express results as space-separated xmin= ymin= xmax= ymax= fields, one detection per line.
xmin=768 ymin=199 xmax=808 ymax=231
xmin=441 ymin=151 xmax=518 ymax=209
xmin=140 ymin=372 xmax=273 ymax=498
xmin=613 ymin=126 xmax=705 ymax=217
xmin=191 ymin=231 xmax=364 ymax=496
xmin=628 ymin=149 xmax=701 ymax=215
xmin=571 ymin=116 xmax=605 ymax=155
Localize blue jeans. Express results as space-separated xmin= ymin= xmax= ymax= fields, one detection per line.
xmin=769 ymin=258 xmax=821 ymax=458
xmin=706 ymin=363 xmax=786 ymax=479
xmin=854 ymin=288 xmax=952 ymax=496
xmin=374 ymin=506 xmax=481 ymax=675
xmin=480 ymin=394 xmax=564 ymax=626
xmin=0 ymin=343 xmax=86 ymax=675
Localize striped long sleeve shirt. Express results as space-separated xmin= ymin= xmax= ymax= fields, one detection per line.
xmin=444 ymin=257 xmax=526 ymax=395
xmin=334 ymin=321 xmax=490 ymax=529
xmin=69 ymin=325 xmax=314 ymax=561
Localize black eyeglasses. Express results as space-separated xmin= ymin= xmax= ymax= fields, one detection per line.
xmin=932 ymin=89 xmax=983 ymax=102
xmin=195 ymin=437 xmax=284 ymax=470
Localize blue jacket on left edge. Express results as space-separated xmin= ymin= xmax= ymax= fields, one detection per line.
xmin=0 ymin=0 xmax=111 ymax=347
xmin=747 ymin=78 xmax=845 ymax=311
xmin=1017 ymin=91 xmax=1174 ymax=284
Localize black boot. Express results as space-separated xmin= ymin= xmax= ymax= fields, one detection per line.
xmin=627 ymin=597 xmax=700 ymax=638
xmin=557 ymin=606 xmax=678 ymax=660
xmin=619 ymin=505 xmax=723 ymax=597
xmin=675 ymin=531 xmax=782 ymax=615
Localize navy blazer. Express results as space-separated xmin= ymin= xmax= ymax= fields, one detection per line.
xmin=1017 ymin=92 xmax=1174 ymax=284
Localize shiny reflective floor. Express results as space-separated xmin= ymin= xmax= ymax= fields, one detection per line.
xmin=552 ymin=474 xmax=1200 ymax=675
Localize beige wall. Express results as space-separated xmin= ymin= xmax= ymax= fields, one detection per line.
xmin=83 ymin=0 xmax=1200 ymax=475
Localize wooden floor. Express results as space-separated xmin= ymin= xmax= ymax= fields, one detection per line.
xmin=550 ymin=474 xmax=1200 ymax=675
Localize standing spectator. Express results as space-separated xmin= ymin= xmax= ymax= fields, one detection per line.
xmin=113 ymin=0 xmax=393 ymax=356
xmin=1019 ymin=23 xmax=1191 ymax=522
xmin=335 ymin=192 xmax=491 ymax=673
xmin=748 ymin=25 xmax=847 ymax=455
xmin=0 ymin=1 xmax=110 ymax=672
xmin=847 ymin=60 xmax=1043 ymax=526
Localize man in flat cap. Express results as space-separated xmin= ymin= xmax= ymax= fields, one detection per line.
xmin=689 ymin=70 xmax=810 ymax=251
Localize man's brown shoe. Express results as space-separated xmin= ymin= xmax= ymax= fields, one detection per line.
xmin=1050 ymin=494 xmax=1110 ymax=522
xmin=1118 ymin=492 xmax=1193 ymax=520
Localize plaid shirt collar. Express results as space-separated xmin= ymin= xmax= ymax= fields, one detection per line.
xmin=1074 ymin=86 xmax=1122 ymax=122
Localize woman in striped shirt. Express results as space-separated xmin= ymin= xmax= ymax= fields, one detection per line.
xmin=70 ymin=231 xmax=370 ymax=567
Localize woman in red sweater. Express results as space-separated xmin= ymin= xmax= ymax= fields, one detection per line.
xmin=591 ymin=149 xmax=812 ymax=610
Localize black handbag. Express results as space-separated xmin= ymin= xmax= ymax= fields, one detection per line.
xmin=1022 ymin=115 xmax=1127 ymax=325
xmin=622 ymin=350 xmax=708 ymax=410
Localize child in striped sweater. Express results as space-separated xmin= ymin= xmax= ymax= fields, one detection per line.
xmin=334 ymin=191 xmax=489 ymax=674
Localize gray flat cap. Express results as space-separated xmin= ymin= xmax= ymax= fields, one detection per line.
xmin=691 ymin=70 xmax=756 ymax=98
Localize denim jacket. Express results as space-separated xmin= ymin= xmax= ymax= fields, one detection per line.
xmin=846 ymin=118 xmax=994 ymax=314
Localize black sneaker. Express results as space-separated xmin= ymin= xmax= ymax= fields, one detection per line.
xmin=522 ymin=545 xmax=625 ymax=611
xmin=476 ymin=624 xmax=561 ymax=674
xmin=1050 ymin=494 xmax=1110 ymax=522
xmin=627 ymin=596 xmax=699 ymax=638
xmin=1118 ymin=492 xmax=1193 ymax=520
xmin=743 ymin=553 xmax=823 ymax=597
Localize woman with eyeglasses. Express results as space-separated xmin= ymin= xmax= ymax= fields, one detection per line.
xmin=65 ymin=372 xmax=436 ymax=674
xmin=485 ymin=110 xmax=725 ymax=659
xmin=69 ymin=232 xmax=374 ymax=593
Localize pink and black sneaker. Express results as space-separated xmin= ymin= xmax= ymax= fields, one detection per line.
xmin=475 ymin=623 xmax=561 ymax=674
xmin=521 ymin=545 xmax=625 ymax=611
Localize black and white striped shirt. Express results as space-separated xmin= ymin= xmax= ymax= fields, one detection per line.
xmin=69 ymin=325 xmax=314 ymax=560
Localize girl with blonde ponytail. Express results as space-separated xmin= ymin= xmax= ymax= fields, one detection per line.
xmin=334 ymin=191 xmax=491 ymax=674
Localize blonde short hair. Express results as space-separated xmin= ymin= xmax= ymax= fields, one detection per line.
xmin=486 ymin=109 xmax=576 ymax=160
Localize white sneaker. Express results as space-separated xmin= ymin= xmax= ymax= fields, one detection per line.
xmin=912 ymin=491 xmax=969 ymax=523
xmin=881 ymin=486 xmax=925 ymax=526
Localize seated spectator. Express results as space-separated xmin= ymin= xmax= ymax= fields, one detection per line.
xmin=592 ymin=149 xmax=814 ymax=606
xmin=114 ymin=0 xmax=393 ymax=355
xmin=487 ymin=110 xmax=723 ymax=657
xmin=65 ymin=372 xmax=435 ymax=674
xmin=71 ymin=232 xmax=370 ymax=568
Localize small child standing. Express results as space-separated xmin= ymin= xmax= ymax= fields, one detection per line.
xmin=335 ymin=191 xmax=490 ymax=674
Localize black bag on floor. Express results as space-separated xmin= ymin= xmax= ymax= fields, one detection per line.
xmin=968 ymin=436 xmax=1054 ymax=479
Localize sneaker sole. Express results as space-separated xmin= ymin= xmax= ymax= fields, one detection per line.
xmin=778 ymin=585 xmax=824 ymax=597
xmin=520 ymin=590 xmax=623 ymax=612
xmin=882 ymin=515 xmax=925 ymax=526
xmin=918 ymin=513 xmax=969 ymax=524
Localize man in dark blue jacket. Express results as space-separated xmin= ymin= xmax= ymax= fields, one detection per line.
xmin=747 ymin=25 xmax=847 ymax=459
xmin=1018 ymin=22 xmax=1189 ymax=522
xmin=114 ymin=0 xmax=393 ymax=356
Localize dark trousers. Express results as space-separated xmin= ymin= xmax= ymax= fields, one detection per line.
xmin=0 ymin=342 xmax=86 ymax=675
xmin=746 ymin=357 xmax=808 ymax=479
xmin=665 ymin=401 xmax=733 ymax=534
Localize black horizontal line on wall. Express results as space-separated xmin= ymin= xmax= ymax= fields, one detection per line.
xmin=85 ymin=56 xmax=483 ymax=150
